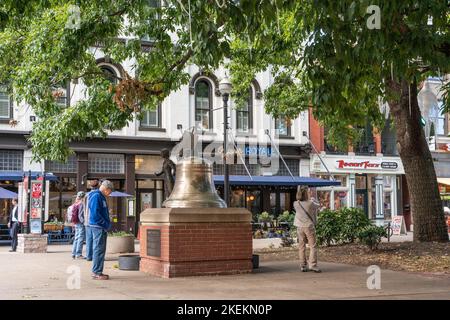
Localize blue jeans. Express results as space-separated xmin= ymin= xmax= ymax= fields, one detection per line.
xmin=91 ymin=227 xmax=108 ymax=275
xmin=71 ymin=224 xmax=85 ymax=257
xmin=9 ymin=222 xmax=19 ymax=251
xmin=85 ymin=225 xmax=93 ymax=260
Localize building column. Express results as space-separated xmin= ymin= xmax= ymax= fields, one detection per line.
xmin=77 ymin=153 xmax=88 ymax=192
xmin=391 ymin=175 xmax=398 ymax=217
xmin=125 ymin=154 xmax=136 ymax=233
xmin=349 ymin=174 xmax=356 ymax=208
xmin=375 ymin=175 xmax=384 ymax=219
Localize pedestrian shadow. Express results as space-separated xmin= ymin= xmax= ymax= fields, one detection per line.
xmin=251 ymin=265 xmax=285 ymax=274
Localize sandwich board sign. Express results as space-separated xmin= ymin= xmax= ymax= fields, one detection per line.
xmin=391 ymin=216 xmax=407 ymax=235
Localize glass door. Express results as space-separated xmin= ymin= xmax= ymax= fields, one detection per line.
xmin=355 ymin=174 xmax=369 ymax=216
xmin=140 ymin=191 xmax=154 ymax=211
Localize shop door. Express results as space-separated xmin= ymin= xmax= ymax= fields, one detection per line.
xmin=140 ymin=191 xmax=155 ymax=211
xmin=355 ymin=190 xmax=368 ymax=216
xmin=134 ymin=189 xmax=156 ymax=236
xmin=355 ymin=174 xmax=369 ymax=216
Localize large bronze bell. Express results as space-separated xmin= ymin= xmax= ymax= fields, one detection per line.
xmin=162 ymin=157 xmax=227 ymax=208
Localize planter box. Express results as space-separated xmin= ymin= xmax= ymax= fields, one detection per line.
xmin=107 ymin=235 xmax=135 ymax=254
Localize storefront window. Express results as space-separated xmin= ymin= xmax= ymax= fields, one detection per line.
xmin=246 ymin=190 xmax=261 ymax=216
xmin=231 ymin=189 xmax=245 ymax=208
xmin=48 ymin=178 xmax=77 ymax=222
xmin=280 ymin=192 xmax=291 ymax=213
xmin=334 ymin=191 xmax=347 ymax=210
xmin=384 ymin=192 xmax=392 ymax=219
xmin=317 ymin=174 xmax=347 ymax=187
xmin=138 ymin=180 xmax=155 ymax=189
xmin=46 ymin=155 xmax=77 ymax=173
xmin=0 ymin=150 xmax=23 ymax=171
xmin=270 ymin=192 xmax=276 ymax=215
xmin=88 ymin=153 xmax=124 ymax=174
xmin=317 ymin=190 xmax=331 ymax=209
xmin=356 ymin=193 xmax=366 ymax=211
xmin=0 ymin=182 xmax=18 ymax=224
xmin=383 ymin=176 xmax=392 ymax=188
xmin=135 ymin=155 xmax=163 ymax=174
xmin=355 ymin=175 xmax=367 ymax=189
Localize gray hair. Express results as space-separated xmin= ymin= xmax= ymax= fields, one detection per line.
xmin=101 ymin=180 xmax=114 ymax=191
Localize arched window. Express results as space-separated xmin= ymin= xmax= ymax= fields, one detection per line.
xmin=100 ymin=65 xmax=118 ymax=84
xmin=195 ymin=79 xmax=212 ymax=130
xmin=236 ymin=87 xmax=253 ymax=133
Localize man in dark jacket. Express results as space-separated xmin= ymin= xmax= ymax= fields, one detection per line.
xmin=88 ymin=180 xmax=113 ymax=280
xmin=7 ymin=198 xmax=19 ymax=252
xmin=84 ymin=179 xmax=99 ymax=261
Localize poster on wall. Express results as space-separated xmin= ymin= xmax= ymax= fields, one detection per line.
xmin=29 ymin=180 xmax=43 ymax=233
xmin=141 ymin=193 xmax=152 ymax=210
xmin=30 ymin=218 xmax=42 ymax=234
xmin=18 ymin=183 xmax=24 ymax=223
xmin=392 ymin=216 xmax=407 ymax=235
xmin=127 ymin=198 xmax=135 ymax=217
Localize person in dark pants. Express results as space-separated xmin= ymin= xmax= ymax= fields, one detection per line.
xmin=85 ymin=179 xmax=100 ymax=261
xmin=88 ymin=180 xmax=112 ymax=280
xmin=7 ymin=198 xmax=19 ymax=252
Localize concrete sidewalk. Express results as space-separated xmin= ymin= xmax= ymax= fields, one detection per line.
xmin=0 ymin=244 xmax=449 ymax=300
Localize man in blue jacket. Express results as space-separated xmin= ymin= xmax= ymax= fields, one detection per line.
xmin=89 ymin=180 xmax=113 ymax=280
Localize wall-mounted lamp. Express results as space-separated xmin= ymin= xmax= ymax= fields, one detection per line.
xmin=30 ymin=116 xmax=36 ymax=122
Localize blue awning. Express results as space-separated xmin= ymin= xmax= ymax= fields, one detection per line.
xmin=0 ymin=171 xmax=59 ymax=181
xmin=213 ymin=175 xmax=340 ymax=187
xmin=0 ymin=187 xmax=18 ymax=199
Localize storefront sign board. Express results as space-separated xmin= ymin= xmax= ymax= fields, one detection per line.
xmin=391 ymin=216 xmax=407 ymax=235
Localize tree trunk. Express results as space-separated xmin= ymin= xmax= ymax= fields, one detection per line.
xmin=386 ymin=78 xmax=448 ymax=242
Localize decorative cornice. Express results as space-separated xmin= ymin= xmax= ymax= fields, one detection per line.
xmin=189 ymin=70 xmax=221 ymax=96
xmin=251 ymin=79 xmax=263 ymax=99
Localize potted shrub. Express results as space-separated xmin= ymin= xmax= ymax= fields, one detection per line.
xmin=258 ymin=211 xmax=274 ymax=230
xmin=107 ymin=231 xmax=135 ymax=254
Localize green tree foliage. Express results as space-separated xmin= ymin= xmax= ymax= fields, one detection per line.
xmin=1 ymin=1 xmax=448 ymax=157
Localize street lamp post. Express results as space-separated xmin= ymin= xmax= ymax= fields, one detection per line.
xmin=219 ymin=76 xmax=232 ymax=207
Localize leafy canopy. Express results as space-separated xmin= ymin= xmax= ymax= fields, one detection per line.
xmin=0 ymin=0 xmax=448 ymax=161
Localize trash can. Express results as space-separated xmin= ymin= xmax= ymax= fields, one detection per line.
xmin=118 ymin=255 xmax=141 ymax=271
xmin=252 ymin=254 xmax=259 ymax=269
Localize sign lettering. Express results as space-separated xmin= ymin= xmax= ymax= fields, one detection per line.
xmin=336 ymin=160 xmax=399 ymax=170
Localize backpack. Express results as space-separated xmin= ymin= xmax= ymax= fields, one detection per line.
xmin=70 ymin=203 xmax=80 ymax=224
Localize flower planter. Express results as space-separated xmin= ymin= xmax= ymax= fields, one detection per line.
xmin=106 ymin=235 xmax=135 ymax=254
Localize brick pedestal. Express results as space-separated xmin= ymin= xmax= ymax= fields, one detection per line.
xmin=139 ymin=208 xmax=253 ymax=278
xmin=17 ymin=234 xmax=48 ymax=253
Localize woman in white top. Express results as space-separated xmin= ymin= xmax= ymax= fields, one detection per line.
xmin=293 ymin=186 xmax=321 ymax=273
